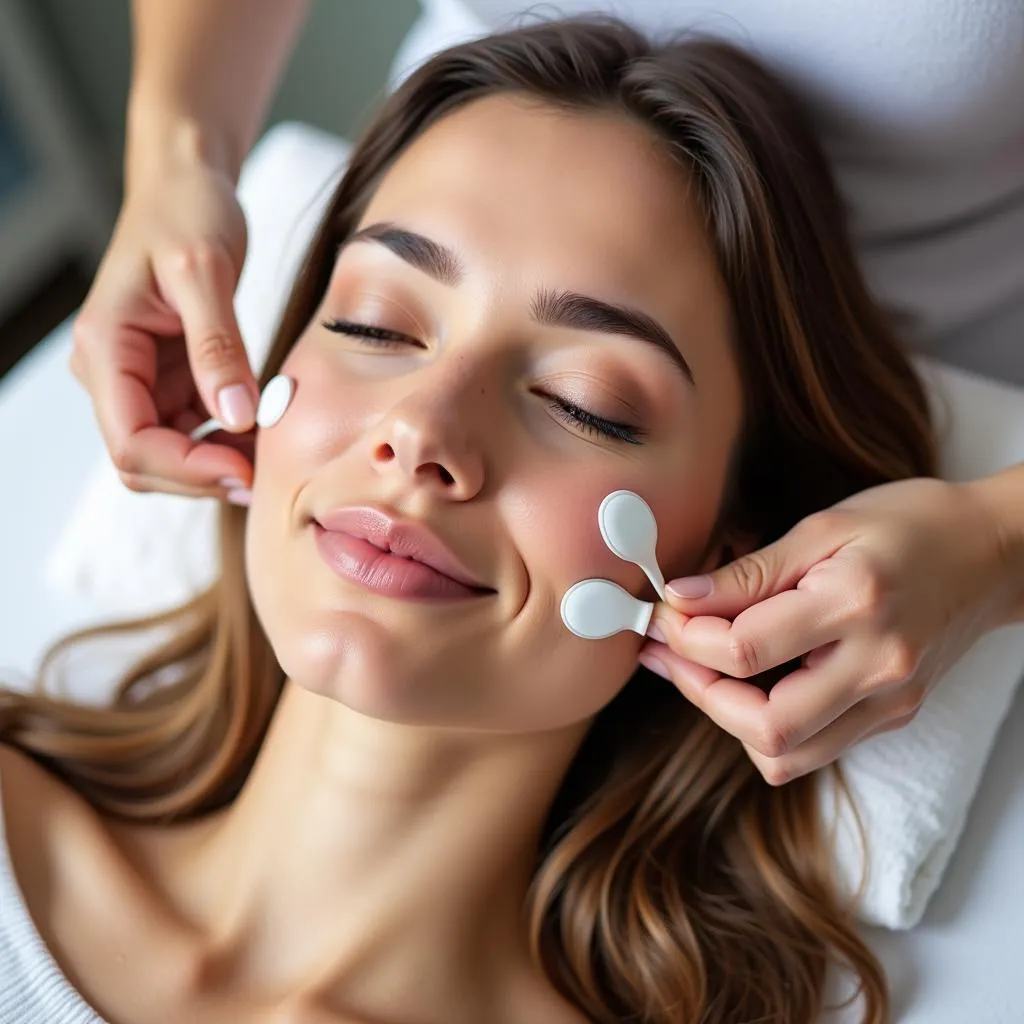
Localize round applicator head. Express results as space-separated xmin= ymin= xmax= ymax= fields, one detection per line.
xmin=256 ymin=374 xmax=294 ymax=428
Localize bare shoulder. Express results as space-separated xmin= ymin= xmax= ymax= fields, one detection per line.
xmin=0 ymin=741 xmax=80 ymax=803
xmin=0 ymin=742 xmax=112 ymax=919
xmin=0 ymin=742 xmax=215 ymax=944
xmin=0 ymin=740 xmax=169 ymax=900
xmin=0 ymin=740 xmax=64 ymax=799
xmin=0 ymin=741 xmax=85 ymax=857
xmin=0 ymin=743 xmax=201 ymax=1006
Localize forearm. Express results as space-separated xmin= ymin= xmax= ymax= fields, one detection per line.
xmin=125 ymin=0 xmax=311 ymax=189
xmin=969 ymin=461 xmax=1024 ymax=626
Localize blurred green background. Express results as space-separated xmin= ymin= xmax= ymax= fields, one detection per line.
xmin=32 ymin=0 xmax=421 ymax=179
xmin=0 ymin=0 xmax=421 ymax=376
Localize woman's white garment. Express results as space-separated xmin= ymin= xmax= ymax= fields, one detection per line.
xmin=402 ymin=0 xmax=1024 ymax=386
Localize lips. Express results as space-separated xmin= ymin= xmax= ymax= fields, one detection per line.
xmin=312 ymin=505 xmax=493 ymax=591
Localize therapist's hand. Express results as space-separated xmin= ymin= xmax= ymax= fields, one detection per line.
xmin=637 ymin=476 xmax=1021 ymax=785
xmin=69 ymin=155 xmax=256 ymax=501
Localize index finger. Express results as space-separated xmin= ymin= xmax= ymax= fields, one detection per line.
xmin=642 ymin=633 xmax=858 ymax=758
xmin=87 ymin=325 xmax=252 ymax=484
xmin=156 ymin=244 xmax=258 ymax=431
xmin=651 ymin=588 xmax=841 ymax=679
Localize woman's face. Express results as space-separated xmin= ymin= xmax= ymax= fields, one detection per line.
xmin=245 ymin=94 xmax=744 ymax=733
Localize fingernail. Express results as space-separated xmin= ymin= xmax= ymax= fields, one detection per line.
xmin=218 ymin=476 xmax=245 ymax=489
xmin=667 ymin=575 xmax=713 ymax=599
xmin=218 ymin=384 xmax=256 ymax=429
xmin=637 ymin=653 xmax=671 ymax=680
xmin=646 ymin=621 xmax=667 ymax=643
xmin=226 ymin=488 xmax=252 ymax=507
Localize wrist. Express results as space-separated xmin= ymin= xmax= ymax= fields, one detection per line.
xmin=967 ymin=466 xmax=1024 ymax=627
xmin=125 ymin=95 xmax=242 ymax=192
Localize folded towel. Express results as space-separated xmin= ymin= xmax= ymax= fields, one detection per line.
xmin=43 ymin=121 xmax=1024 ymax=930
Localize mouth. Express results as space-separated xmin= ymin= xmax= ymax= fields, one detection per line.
xmin=310 ymin=506 xmax=495 ymax=602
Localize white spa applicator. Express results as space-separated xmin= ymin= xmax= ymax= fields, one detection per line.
xmin=560 ymin=489 xmax=666 ymax=639
xmin=188 ymin=374 xmax=295 ymax=441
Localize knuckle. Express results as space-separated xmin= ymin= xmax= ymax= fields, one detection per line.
xmin=70 ymin=313 xmax=101 ymax=356
xmin=169 ymin=239 xmax=227 ymax=277
xmin=852 ymin=664 xmax=883 ymax=700
xmin=193 ymin=329 xmax=239 ymax=372
xmin=117 ymin=471 xmax=149 ymax=494
xmin=110 ymin=443 xmax=140 ymax=476
xmin=727 ymin=631 xmax=763 ymax=679
xmin=880 ymin=637 xmax=921 ymax=687
xmin=800 ymin=509 xmax=844 ymax=543
xmin=847 ymin=563 xmax=888 ymax=623
xmin=731 ymin=554 xmax=769 ymax=598
xmin=757 ymin=719 xmax=791 ymax=759
xmin=760 ymin=759 xmax=793 ymax=787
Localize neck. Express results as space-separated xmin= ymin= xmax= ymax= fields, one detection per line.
xmin=169 ymin=681 xmax=590 ymax=1022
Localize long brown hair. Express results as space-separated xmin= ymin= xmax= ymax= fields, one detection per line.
xmin=3 ymin=18 xmax=936 ymax=1024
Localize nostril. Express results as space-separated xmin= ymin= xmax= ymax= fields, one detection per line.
xmin=374 ymin=440 xmax=456 ymax=486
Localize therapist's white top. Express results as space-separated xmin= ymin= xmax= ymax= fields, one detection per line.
xmin=399 ymin=0 xmax=1024 ymax=386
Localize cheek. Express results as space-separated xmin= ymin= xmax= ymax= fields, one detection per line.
xmin=496 ymin=471 xmax=659 ymax=724
xmin=504 ymin=465 xmax=717 ymax=606
xmin=252 ymin=347 xmax=375 ymax=490
xmin=494 ymin=454 xmax=726 ymax=724
xmin=504 ymin=475 xmax=639 ymax=590
xmin=246 ymin=347 xmax=376 ymax=659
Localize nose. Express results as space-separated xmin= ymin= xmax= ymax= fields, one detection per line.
xmin=368 ymin=377 xmax=486 ymax=501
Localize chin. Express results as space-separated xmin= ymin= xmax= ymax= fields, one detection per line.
xmin=265 ymin=611 xmax=476 ymax=726
xmin=273 ymin=611 xmax=408 ymax=712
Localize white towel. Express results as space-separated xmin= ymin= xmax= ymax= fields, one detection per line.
xmin=817 ymin=357 xmax=1024 ymax=928
xmin=43 ymin=122 xmax=1024 ymax=930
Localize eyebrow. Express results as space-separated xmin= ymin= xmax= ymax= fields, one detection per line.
xmin=348 ymin=222 xmax=464 ymax=287
xmin=342 ymin=222 xmax=696 ymax=387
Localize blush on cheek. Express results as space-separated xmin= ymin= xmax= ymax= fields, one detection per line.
xmin=253 ymin=372 xmax=375 ymax=495
xmin=505 ymin=479 xmax=655 ymax=604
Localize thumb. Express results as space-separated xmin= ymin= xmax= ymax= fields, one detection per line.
xmin=664 ymin=528 xmax=825 ymax=618
xmin=157 ymin=243 xmax=258 ymax=432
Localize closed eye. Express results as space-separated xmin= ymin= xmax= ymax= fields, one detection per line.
xmin=320 ymin=317 xmax=644 ymax=445
xmin=321 ymin=317 xmax=422 ymax=348
xmin=544 ymin=398 xmax=644 ymax=444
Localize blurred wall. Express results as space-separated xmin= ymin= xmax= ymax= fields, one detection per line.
xmin=29 ymin=0 xmax=421 ymax=188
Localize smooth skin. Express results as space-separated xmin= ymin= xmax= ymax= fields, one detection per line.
xmin=70 ymin=0 xmax=312 ymax=499
xmin=642 ymin=475 xmax=1024 ymax=785
xmin=11 ymin=93 xmax=750 ymax=1024
xmin=70 ymin=0 xmax=1024 ymax=787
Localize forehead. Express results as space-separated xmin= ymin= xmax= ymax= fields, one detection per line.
xmin=356 ymin=94 xmax=724 ymax=313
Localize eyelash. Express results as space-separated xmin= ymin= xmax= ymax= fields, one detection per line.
xmin=320 ymin=317 xmax=644 ymax=445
